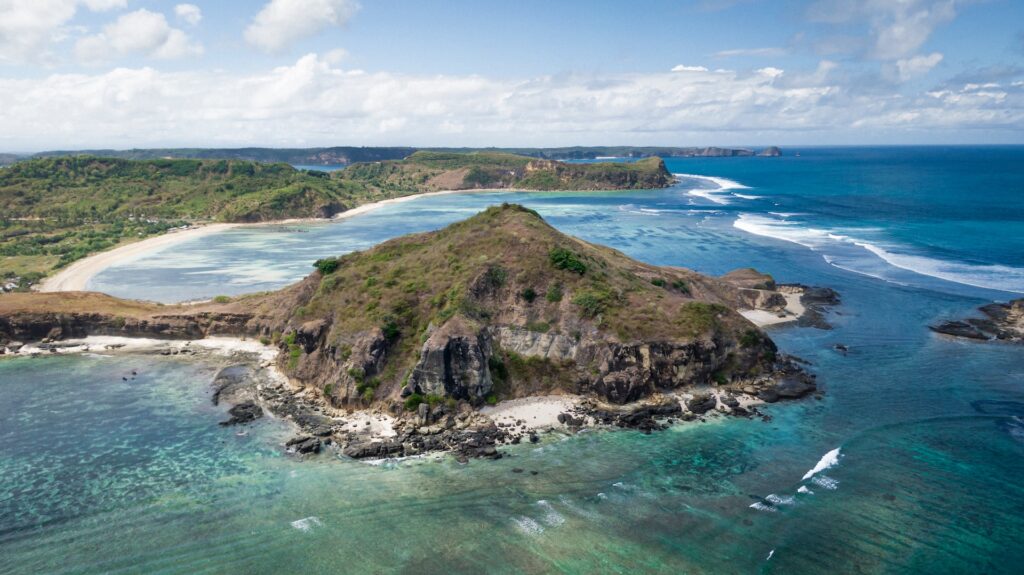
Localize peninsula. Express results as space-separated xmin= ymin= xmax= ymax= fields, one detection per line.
xmin=0 ymin=205 xmax=819 ymax=460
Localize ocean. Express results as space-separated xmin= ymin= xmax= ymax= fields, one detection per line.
xmin=3 ymin=147 xmax=1024 ymax=573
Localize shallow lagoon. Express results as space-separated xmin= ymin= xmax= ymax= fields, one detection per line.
xmin=5 ymin=148 xmax=1024 ymax=573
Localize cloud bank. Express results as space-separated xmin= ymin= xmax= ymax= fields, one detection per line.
xmin=1 ymin=53 xmax=1019 ymax=150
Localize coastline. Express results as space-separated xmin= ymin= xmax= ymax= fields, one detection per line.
xmin=34 ymin=188 xmax=498 ymax=295
xmin=38 ymin=223 xmax=240 ymax=292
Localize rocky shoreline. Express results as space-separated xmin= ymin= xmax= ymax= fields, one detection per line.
xmin=930 ymin=298 xmax=1024 ymax=343
xmin=1 ymin=334 xmax=819 ymax=462
xmin=214 ymin=348 xmax=819 ymax=462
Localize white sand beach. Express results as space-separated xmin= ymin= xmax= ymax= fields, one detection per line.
xmin=38 ymin=223 xmax=240 ymax=293
xmin=36 ymin=189 xmax=495 ymax=295
xmin=480 ymin=395 xmax=581 ymax=430
xmin=739 ymin=292 xmax=806 ymax=327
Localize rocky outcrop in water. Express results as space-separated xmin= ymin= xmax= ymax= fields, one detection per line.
xmin=931 ymin=299 xmax=1024 ymax=342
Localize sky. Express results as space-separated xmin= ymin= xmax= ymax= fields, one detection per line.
xmin=0 ymin=0 xmax=1022 ymax=151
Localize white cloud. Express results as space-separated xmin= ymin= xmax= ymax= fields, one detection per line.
xmin=714 ymin=47 xmax=787 ymax=58
xmin=807 ymin=0 xmax=957 ymax=60
xmin=1 ymin=53 xmax=1020 ymax=150
xmin=174 ymin=4 xmax=203 ymax=26
xmin=323 ymin=48 xmax=348 ymax=66
xmin=245 ymin=0 xmax=360 ymax=52
xmin=671 ymin=65 xmax=709 ymax=72
xmin=75 ymin=9 xmax=203 ymax=63
xmin=0 ymin=0 xmax=126 ymax=64
xmin=895 ymin=52 xmax=943 ymax=81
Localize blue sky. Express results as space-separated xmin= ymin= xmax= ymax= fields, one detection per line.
xmin=0 ymin=0 xmax=1022 ymax=150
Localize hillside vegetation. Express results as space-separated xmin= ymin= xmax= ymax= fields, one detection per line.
xmin=0 ymin=153 xmax=671 ymax=283
xmin=337 ymin=151 xmax=672 ymax=195
xmin=238 ymin=204 xmax=777 ymax=407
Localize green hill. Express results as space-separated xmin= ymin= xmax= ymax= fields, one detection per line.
xmin=241 ymin=204 xmax=780 ymax=407
xmin=0 ymin=153 xmax=671 ymax=283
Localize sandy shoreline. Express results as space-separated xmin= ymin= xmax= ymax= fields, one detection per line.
xmin=38 ymin=224 xmax=241 ymax=292
xmin=36 ymin=188 xmax=497 ymax=295
xmin=740 ymin=292 xmax=806 ymax=327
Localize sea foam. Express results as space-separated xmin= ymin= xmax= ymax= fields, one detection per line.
xmin=802 ymin=448 xmax=842 ymax=481
xmin=675 ymin=173 xmax=751 ymax=205
xmin=290 ymin=516 xmax=323 ymax=532
xmin=734 ymin=213 xmax=1024 ymax=294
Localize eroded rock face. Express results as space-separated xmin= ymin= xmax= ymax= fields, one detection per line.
xmin=0 ymin=311 xmax=254 ymax=345
xmin=576 ymin=338 xmax=747 ymax=404
xmin=491 ymin=326 xmax=579 ymax=361
xmin=409 ymin=317 xmax=493 ymax=400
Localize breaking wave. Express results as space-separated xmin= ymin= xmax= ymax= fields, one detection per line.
xmin=802 ymin=447 xmax=842 ymax=481
xmin=675 ymin=173 xmax=751 ymax=205
xmin=734 ymin=213 xmax=1024 ymax=294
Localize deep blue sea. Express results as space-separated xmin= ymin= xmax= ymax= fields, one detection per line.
xmin=3 ymin=147 xmax=1024 ymax=573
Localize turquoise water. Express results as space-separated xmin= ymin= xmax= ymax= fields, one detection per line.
xmin=5 ymin=147 xmax=1024 ymax=572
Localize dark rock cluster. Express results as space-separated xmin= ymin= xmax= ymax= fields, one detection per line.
xmin=930 ymin=299 xmax=1024 ymax=343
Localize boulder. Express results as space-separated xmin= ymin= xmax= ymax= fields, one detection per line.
xmin=219 ymin=401 xmax=263 ymax=425
xmin=687 ymin=394 xmax=717 ymax=414
xmin=343 ymin=440 xmax=403 ymax=459
xmin=286 ymin=436 xmax=322 ymax=454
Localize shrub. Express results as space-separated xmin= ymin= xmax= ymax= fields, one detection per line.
xmin=212 ymin=295 xmax=232 ymax=303
xmin=650 ymin=278 xmax=666 ymax=288
xmin=426 ymin=394 xmax=444 ymax=407
xmin=404 ymin=393 xmax=424 ymax=410
xmin=482 ymin=265 xmax=507 ymax=288
xmin=671 ymin=279 xmax=691 ymax=295
xmin=713 ymin=371 xmax=728 ymax=386
xmin=525 ymin=321 xmax=550 ymax=333
xmin=549 ymin=247 xmax=587 ymax=275
xmin=259 ymin=336 xmax=271 ymax=345
xmin=739 ymin=329 xmax=762 ymax=348
xmin=362 ymin=387 xmax=375 ymax=403
xmin=545 ymin=283 xmax=563 ymax=303
xmin=520 ymin=287 xmax=537 ymax=303
xmin=572 ymin=286 xmax=618 ymax=318
xmin=381 ymin=318 xmax=401 ymax=341
xmin=485 ymin=393 xmax=499 ymax=406
xmin=488 ymin=356 xmax=508 ymax=386
xmin=323 ymin=383 xmax=334 ymax=397
xmin=314 ymin=257 xmax=340 ymax=274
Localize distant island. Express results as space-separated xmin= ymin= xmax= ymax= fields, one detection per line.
xmin=1 ymin=145 xmax=783 ymax=166
xmin=0 ymin=151 xmax=672 ymax=288
xmin=0 ymin=205 xmax=819 ymax=459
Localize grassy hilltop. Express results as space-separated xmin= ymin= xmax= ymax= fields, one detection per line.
xmin=0 ymin=152 xmax=672 ymax=285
